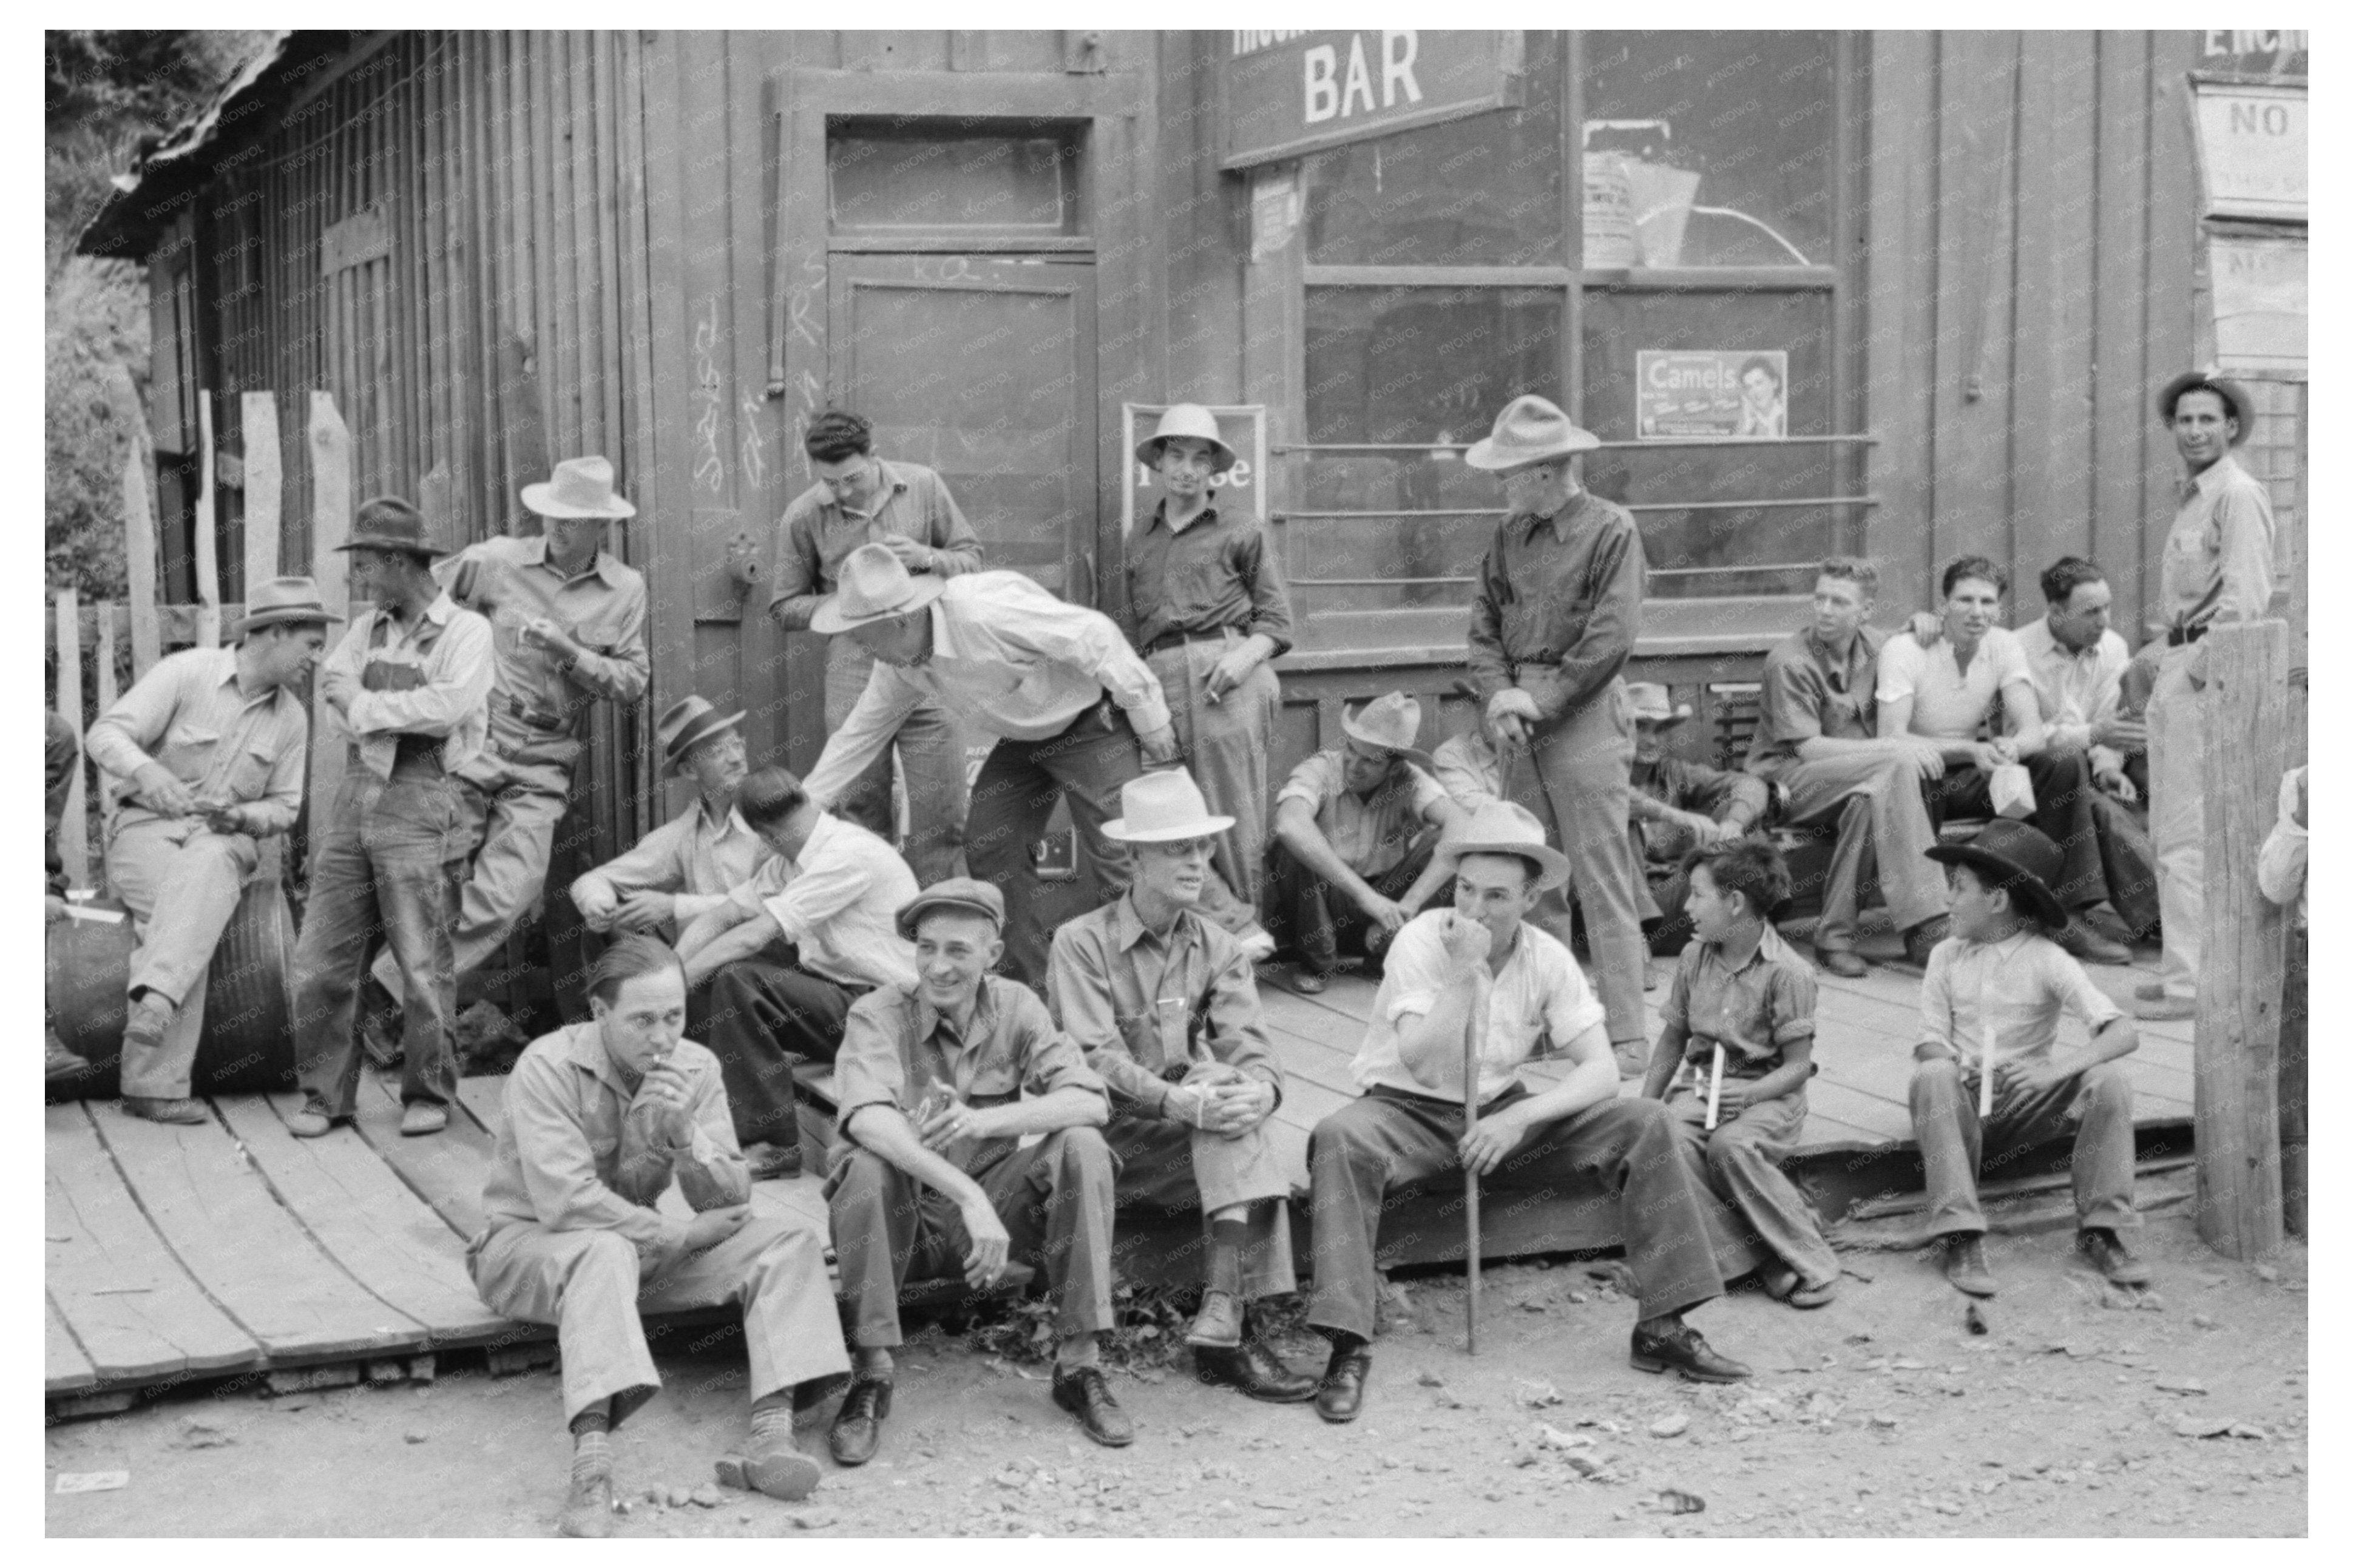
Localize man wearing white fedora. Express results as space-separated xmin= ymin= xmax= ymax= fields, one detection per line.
xmin=1463 ymin=394 xmax=1651 ymax=1067
xmin=570 ymin=696 xmax=773 ymax=942
xmin=363 ymin=455 xmax=648 ymax=1024
xmin=1046 ymin=769 xmax=1318 ymax=1404
xmin=801 ymin=542 xmax=1183 ymax=989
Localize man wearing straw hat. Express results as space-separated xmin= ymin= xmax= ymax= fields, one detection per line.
xmin=364 ymin=455 xmax=648 ymax=1025
xmin=1047 ymin=769 xmax=1318 ymax=1404
xmin=570 ymin=695 xmax=773 ymax=942
xmin=84 ymin=576 xmax=340 ymax=1123
xmin=1463 ymin=394 xmax=1653 ymax=1072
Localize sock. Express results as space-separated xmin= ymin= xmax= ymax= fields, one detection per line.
xmin=1636 ymin=1311 xmax=1682 ymax=1336
xmin=1322 ymin=1328 xmax=1367 ymax=1359
xmin=569 ymin=1405 xmax=612 ymax=1481
xmin=1206 ymin=1215 xmax=1248 ymax=1298
xmin=1056 ymin=1333 xmax=1101 ymax=1373
xmin=749 ymin=1390 xmax=793 ymax=1445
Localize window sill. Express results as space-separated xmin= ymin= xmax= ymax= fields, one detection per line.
xmin=1582 ymin=266 xmax=1838 ymax=291
xmin=1277 ymin=595 xmax=1808 ymax=672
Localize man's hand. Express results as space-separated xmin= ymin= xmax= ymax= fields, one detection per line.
xmin=1684 ymin=811 xmax=1737 ymax=847
xmin=1459 ymin=1101 xmax=1532 ymax=1177
xmin=2094 ymin=764 xmax=2138 ymax=804
xmin=199 ymin=802 xmax=251 ymax=837
xmin=132 ymin=762 xmax=198 ymax=817
xmin=1486 ymin=688 xmax=1542 ymax=750
xmin=520 ymin=615 xmax=585 ymax=666
xmin=1968 ymin=740 xmax=2010 ymax=773
xmin=612 ymin=890 xmax=678 ymax=933
xmin=682 ymin=1205 xmax=751 ymax=1253
xmin=1204 ymin=645 xmax=1259 ymax=703
xmin=2091 ymin=714 xmax=2148 ymax=753
xmin=634 ymin=1056 xmax=699 ymax=1150
xmin=1200 ymin=1078 xmax=1276 ymax=1138
xmin=2292 ymin=769 xmax=2307 ymax=830
xmin=1986 ymin=735 xmax=2021 ymax=765
xmin=1711 ymin=1082 xmax=1751 ymax=1121
xmin=46 ymin=894 xmax=69 ymax=925
xmin=1906 ymin=612 xmax=1943 ymax=646
xmin=573 ymin=882 xmax=620 ymax=931
xmin=918 ymin=1098 xmax=998 ymax=1154
xmin=1134 ymin=720 xmax=1183 ymax=769
xmin=1994 ymin=1055 xmax=2071 ymax=1105
xmin=956 ymin=1197 xmax=1012 ymax=1289
xmin=878 ymin=534 xmax=935 ymax=572
xmin=1891 ymin=735 xmax=1948 ymax=779
xmin=1355 ymin=889 xmax=1408 ymax=936
xmin=1435 ymin=910 xmax=1494 ymax=984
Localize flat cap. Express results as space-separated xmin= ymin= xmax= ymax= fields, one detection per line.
xmin=895 ymin=876 xmax=1006 ymax=939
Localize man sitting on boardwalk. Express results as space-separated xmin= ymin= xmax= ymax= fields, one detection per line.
xmin=1047 ymin=769 xmax=1317 ymax=1404
xmin=570 ymin=696 xmax=772 ymax=943
xmin=1622 ymin=681 xmax=1770 ymax=956
xmin=470 ymin=935 xmax=848 ymax=1538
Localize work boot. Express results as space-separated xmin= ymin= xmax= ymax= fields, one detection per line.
xmin=1313 ymin=1342 xmax=1372 ymax=1424
xmin=724 ymin=1434 xmax=822 ymax=1502
xmin=121 ymin=1095 xmax=208 ymax=1126
xmin=1902 ymin=916 xmax=1951 ymax=969
xmin=1051 ymin=1365 xmax=1134 ymax=1448
xmin=1292 ymin=968 xmax=1329 ymax=996
xmin=1815 ymin=947 xmax=1869 ymax=979
xmin=121 ymin=992 xmax=175 ymax=1057
xmin=1186 ymin=1289 xmax=1244 ymax=1349
xmin=558 ymin=1470 xmax=614 ymax=1539
xmin=286 ymin=1103 xmax=340 ymax=1138
xmin=400 ymin=1103 xmax=449 ymax=1137
xmin=743 ymin=1141 xmax=804 ymax=1181
xmin=44 ymin=1030 xmax=90 ymax=1084
xmin=1629 ymin=1317 xmax=1752 ymax=1382
xmin=1194 ymin=1339 xmax=1318 ymax=1404
xmin=2079 ymin=1228 xmax=2151 ymax=1286
xmin=827 ymin=1376 xmax=892 ymax=1467
xmin=2055 ymin=917 xmax=2132 ymax=966
xmin=1940 ymin=1234 xmax=1998 ymax=1297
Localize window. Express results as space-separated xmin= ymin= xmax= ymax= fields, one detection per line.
xmin=827 ymin=121 xmax=1082 ymax=238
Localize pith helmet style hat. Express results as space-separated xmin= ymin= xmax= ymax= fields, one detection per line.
xmin=1464 ymin=394 xmax=1601 ymax=471
xmin=1625 ymin=682 xmax=1693 ymax=726
xmin=810 ymin=542 xmax=949 ymax=635
xmin=1339 ymin=692 xmax=1436 ymax=773
xmin=896 ymin=876 xmax=1007 ymax=940
xmin=232 ymin=576 xmax=343 ymax=638
xmin=1925 ymin=819 xmax=2069 ymax=931
xmin=1102 ymin=768 xmax=1236 ymax=843
xmin=1437 ymin=800 xmax=1573 ymax=893
xmin=337 ymin=496 xmax=451 ymax=558
xmin=523 ymin=455 xmax=637 ymax=519
xmin=1136 ymin=404 xmax=1239 ymax=475
xmin=2156 ymin=371 xmax=2255 ymax=445
xmin=657 ymin=695 xmax=747 ymax=775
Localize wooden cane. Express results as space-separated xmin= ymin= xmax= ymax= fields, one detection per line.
xmin=1464 ymin=964 xmax=1492 ymax=1355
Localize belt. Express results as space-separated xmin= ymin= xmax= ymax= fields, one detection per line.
xmin=349 ymin=736 xmax=448 ymax=769
xmin=506 ymin=695 xmax=575 ymax=733
xmin=1142 ymin=627 xmax=1237 ymax=659
xmin=2165 ymin=621 xmax=2209 ymax=648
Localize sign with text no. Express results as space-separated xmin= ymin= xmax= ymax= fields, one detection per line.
xmin=1217 ymin=31 xmax=1524 ymax=171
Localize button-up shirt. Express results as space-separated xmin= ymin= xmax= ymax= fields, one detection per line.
xmin=2014 ymin=617 xmax=2130 ymax=775
xmin=1657 ymin=925 xmax=1817 ymax=1081
xmin=441 ymin=535 xmax=648 ymax=750
xmin=1046 ymin=891 xmax=1282 ymax=1122
xmin=1353 ymin=911 xmax=1607 ymax=1107
xmin=84 ymin=646 xmax=310 ymax=836
xmin=802 ymin=572 xmax=1171 ymax=809
xmin=726 ymin=814 xmax=919 ymax=992
xmin=1917 ymin=928 xmax=2122 ymax=1066
xmin=1875 ymin=626 xmax=2034 ymax=742
xmin=1467 ymin=488 xmax=1647 ymax=725
xmin=478 ymin=1023 xmax=748 ymax=1271
xmin=768 ymin=460 xmax=983 ymax=632
xmin=1430 ymin=728 xmax=1503 ymax=813
xmin=1126 ymin=500 xmax=1295 ymax=657
xmin=318 ymin=592 xmax=496 ymax=780
xmin=833 ymin=975 xmax=1108 ymax=1177
xmin=570 ymin=794 xmax=774 ymax=928
xmin=2159 ymin=453 xmax=2276 ymax=637
xmin=1277 ymin=750 xmax=1450 ymax=879
xmin=1747 ymin=626 xmax=1884 ymax=779
xmin=1631 ymin=753 xmax=1771 ymax=869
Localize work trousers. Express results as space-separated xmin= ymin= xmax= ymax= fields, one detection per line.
xmin=1105 ymin=1108 xmax=1296 ymax=1300
xmin=2088 ymin=788 xmax=2162 ymax=939
xmin=1920 ymin=751 xmax=2105 ymax=912
xmin=1769 ymin=749 xmax=1951 ymax=953
xmin=106 ymin=817 xmax=257 ymax=1100
xmin=1148 ymin=640 xmax=1276 ymax=936
xmin=1508 ymin=684 xmax=1648 ymax=1044
xmin=966 ymin=702 xmax=1145 ymax=989
xmin=826 ymin=1129 xmax=1119 ymax=1350
xmin=827 ymin=638 xmax=969 ymax=887
xmin=470 ymin=1214 xmax=850 ymax=1427
xmin=293 ymin=756 xmax=464 ymax=1118
xmin=702 ymin=953 xmax=861 ymax=1151
xmin=1304 ymin=1084 xmax=1761 ymax=1341
xmin=1907 ymin=1056 xmax=2136 ymax=1239
xmin=2145 ymin=644 xmax=2204 ymax=998
xmin=1665 ymin=1083 xmax=1841 ymax=1289
xmin=1264 ymin=839 xmax=1439 ymax=977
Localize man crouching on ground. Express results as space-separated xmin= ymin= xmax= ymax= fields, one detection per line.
xmin=469 ymin=935 xmax=849 ymax=1538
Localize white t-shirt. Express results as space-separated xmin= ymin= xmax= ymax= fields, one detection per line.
xmin=1875 ymin=626 xmax=2034 ymax=741
xmin=1349 ymin=911 xmax=1607 ymax=1106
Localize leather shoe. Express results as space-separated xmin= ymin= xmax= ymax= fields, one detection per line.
xmin=1292 ymin=970 xmax=1329 ymax=995
xmin=121 ymin=1095 xmax=208 ymax=1126
xmin=1902 ymin=916 xmax=1951 ymax=968
xmin=1313 ymin=1343 xmax=1372 ymax=1423
xmin=44 ymin=1032 xmax=91 ymax=1084
xmin=1940 ymin=1234 xmax=1998 ymax=1297
xmin=286 ymin=1107 xmax=339 ymax=1138
xmin=1630 ymin=1318 xmax=1752 ymax=1382
xmin=1051 ymin=1365 xmax=1134 ymax=1447
xmin=2056 ymin=918 xmax=2132 ymax=966
xmin=1195 ymin=1339 xmax=1318 ymax=1404
xmin=738 ymin=1433 xmax=822 ymax=1501
xmin=1816 ymin=947 xmax=1869 ymax=979
xmin=558 ymin=1469 xmax=614 ymax=1538
xmin=2079 ymin=1228 xmax=2151 ymax=1286
xmin=1186 ymin=1289 xmax=1243 ymax=1348
xmin=2133 ymin=980 xmax=2170 ymax=1002
xmin=745 ymin=1141 xmax=804 ymax=1181
xmin=828 ymin=1377 xmax=892 ymax=1466
xmin=401 ymin=1102 xmax=449 ymax=1137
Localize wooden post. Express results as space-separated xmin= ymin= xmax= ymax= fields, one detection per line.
xmin=93 ymin=605 xmax=119 ymax=847
xmin=242 ymin=391 xmax=282 ymax=592
xmin=308 ymin=393 xmax=355 ymax=825
xmin=194 ymin=393 xmax=222 ymax=648
xmin=105 ymin=363 xmax=161 ymax=677
xmin=53 ymin=590 xmax=89 ymax=888
xmin=2193 ymin=619 xmax=2289 ymax=1260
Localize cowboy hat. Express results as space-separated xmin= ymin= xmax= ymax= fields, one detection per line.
xmin=336 ymin=496 xmax=452 ymax=558
xmin=1102 ymin=768 xmax=1235 ymax=843
xmin=523 ymin=455 xmax=638 ymax=519
xmin=1436 ymin=800 xmax=1572 ymax=893
xmin=1464 ymin=394 xmax=1601 ymax=471
xmin=896 ymin=876 xmax=1006 ymax=940
xmin=657 ymin=695 xmax=747 ymax=775
xmin=1925 ymin=819 xmax=2069 ymax=931
xmin=1339 ymin=692 xmax=1436 ymax=773
xmin=1134 ymin=404 xmax=1238 ymax=475
xmin=232 ymin=576 xmax=344 ymax=639
xmin=2155 ymin=371 xmax=2255 ymax=445
xmin=810 ymin=542 xmax=949 ymax=635
xmin=1624 ymin=682 xmax=1693 ymax=726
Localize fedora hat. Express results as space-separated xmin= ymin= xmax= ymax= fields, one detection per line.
xmin=1437 ymin=800 xmax=1572 ymax=893
xmin=2155 ymin=371 xmax=2255 ymax=445
xmin=1464 ymin=394 xmax=1601 ymax=471
xmin=337 ymin=496 xmax=450 ymax=558
xmin=1134 ymin=404 xmax=1238 ymax=475
xmin=810 ymin=542 xmax=949 ymax=635
xmin=1925 ymin=819 xmax=2068 ymax=931
xmin=1625 ymin=682 xmax=1692 ymax=726
xmin=1339 ymin=692 xmax=1435 ymax=772
xmin=657 ymin=695 xmax=746 ymax=775
xmin=1102 ymin=768 xmax=1235 ymax=843
xmin=232 ymin=576 xmax=343 ymax=639
xmin=896 ymin=876 xmax=1006 ymax=940
xmin=523 ymin=455 xmax=637 ymax=519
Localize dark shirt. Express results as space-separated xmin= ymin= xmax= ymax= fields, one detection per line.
xmin=1747 ymin=625 xmax=1886 ymax=779
xmin=1466 ymin=489 xmax=1647 ymax=724
xmin=1631 ymin=754 xmax=1770 ymax=869
xmin=1125 ymin=501 xmax=1294 ymax=657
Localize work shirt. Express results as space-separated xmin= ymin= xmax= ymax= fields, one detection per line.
xmin=1430 ymin=728 xmax=1503 ymax=813
xmin=726 ymin=814 xmax=919 ymax=992
xmin=84 ymin=646 xmax=310 ymax=837
xmin=571 ymin=795 xmax=774 ymax=927
xmin=1875 ymin=627 xmax=2034 ymax=742
xmin=768 ymin=460 xmax=983 ymax=632
xmin=802 ymin=572 xmax=1172 ymax=808
xmin=1917 ymin=929 xmax=2122 ymax=1066
xmin=1352 ymin=911 xmax=1607 ymax=1107
xmin=1631 ymin=752 xmax=1770 ymax=868
xmin=1126 ymin=500 xmax=1294 ymax=657
xmin=478 ymin=1024 xmax=749 ymax=1272
xmin=833 ymin=975 xmax=1108 ymax=1177
xmin=1277 ymin=749 xmax=1450 ymax=880
xmin=1657 ymin=925 xmax=1818 ymax=1081
xmin=2014 ymin=617 xmax=2130 ymax=776
xmin=2158 ymin=453 xmax=2276 ymax=638
xmin=2257 ymin=766 xmax=2307 ymax=929
xmin=1747 ymin=626 xmax=1884 ymax=779
xmin=1466 ymin=488 xmax=1647 ymax=725
xmin=318 ymin=593 xmax=495 ymax=780
xmin=441 ymin=535 xmax=648 ymax=749
xmin=1046 ymin=892 xmax=1282 ymax=1123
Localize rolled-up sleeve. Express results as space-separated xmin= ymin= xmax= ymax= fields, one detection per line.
xmin=2258 ymin=769 xmax=2307 ymax=912
xmin=1767 ymin=964 xmax=1819 ymax=1049
xmin=833 ymin=992 xmax=915 ymax=1133
xmin=1007 ymin=988 xmax=1109 ymax=1112
xmin=1754 ymin=647 xmax=1825 ymax=759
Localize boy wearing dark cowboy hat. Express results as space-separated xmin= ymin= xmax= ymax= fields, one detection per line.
xmin=1908 ymin=820 xmax=2148 ymax=1297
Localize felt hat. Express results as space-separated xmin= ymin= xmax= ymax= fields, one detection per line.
xmin=1339 ymin=692 xmax=1436 ymax=773
xmin=809 ymin=542 xmax=949 ymax=635
xmin=896 ymin=876 xmax=1007 ymax=940
xmin=2155 ymin=371 xmax=2255 ymax=445
xmin=523 ymin=455 xmax=637 ymax=519
xmin=1134 ymin=404 xmax=1238 ymax=475
xmin=1102 ymin=768 xmax=1235 ymax=843
xmin=232 ymin=576 xmax=344 ymax=638
xmin=1925 ymin=819 xmax=2069 ymax=931
xmin=1437 ymin=800 xmax=1572 ymax=893
xmin=1464 ymin=394 xmax=1601 ymax=471
xmin=337 ymin=496 xmax=451 ymax=558
xmin=1625 ymin=682 xmax=1692 ymax=726
xmin=657 ymin=695 xmax=747 ymax=775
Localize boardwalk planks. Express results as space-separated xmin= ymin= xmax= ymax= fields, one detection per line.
xmin=46 ymin=1296 xmax=98 ymax=1394
xmin=351 ymin=1069 xmax=493 ymax=1242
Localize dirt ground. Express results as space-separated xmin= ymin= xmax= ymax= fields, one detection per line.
xmin=48 ymin=1208 xmax=2306 ymax=1539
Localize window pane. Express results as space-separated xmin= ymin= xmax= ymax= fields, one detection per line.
xmin=1301 ymin=33 xmax=1564 ymax=266
xmin=828 ymin=123 xmax=1080 ymax=235
xmin=1583 ymin=32 xmax=1835 ymax=268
